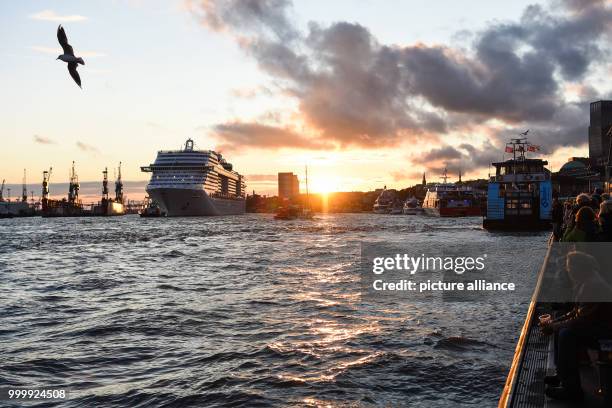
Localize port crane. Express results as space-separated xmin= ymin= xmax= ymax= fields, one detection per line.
xmin=42 ymin=167 xmax=53 ymax=205
xmin=22 ymin=169 xmax=28 ymax=202
xmin=0 ymin=179 xmax=4 ymax=201
xmin=115 ymin=162 xmax=124 ymax=203
xmin=67 ymin=162 xmax=80 ymax=205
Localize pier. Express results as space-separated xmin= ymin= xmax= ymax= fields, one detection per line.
xmin=500 ymin=242 xmax=612 ymax=407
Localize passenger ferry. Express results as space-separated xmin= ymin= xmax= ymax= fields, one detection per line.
xmin=422 ymin=169 xmax=481 ymax=217
xmin=141 ymin=139 xmax=246 ymax=216
xmin=483 ymin=137 xmax=552 ymax=231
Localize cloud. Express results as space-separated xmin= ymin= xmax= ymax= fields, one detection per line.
xmin=33 ymin=134 xmax=56 ymax=145
xmin=212 ymin=122 xmax=332 ymax=151
xmin=29 ymin=46 xmax=106 ymax=58
xmin=191 ymin=0 xmax=611 ymax=157
xmin=29 ymin=10 xmax=88 ymax=23
xmin=76 ymin=141 xmax=99 ymax=153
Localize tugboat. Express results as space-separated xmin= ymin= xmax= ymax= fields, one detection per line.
xmin=140 ymin=196 xmax=166 ymax=217
xmin=483 ymin=135 xmax=552 ymax=231
xmin=422 ymin=169 xmax=481 ymax=217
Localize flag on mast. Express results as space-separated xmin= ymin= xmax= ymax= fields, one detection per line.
xmin=527 ymin=144 xmax=540 ymax=152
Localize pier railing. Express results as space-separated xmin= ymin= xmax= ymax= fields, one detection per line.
xmin=498 ymin=241 xmax=553 ymax=408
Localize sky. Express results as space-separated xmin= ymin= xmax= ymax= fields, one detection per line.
xmin=1 ymin=0 xmax=611 ymax=199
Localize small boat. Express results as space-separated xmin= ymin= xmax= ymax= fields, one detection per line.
xmin=140 ymin=197 xmax=166 ymax=218
xmin=402 ymin=196 xmax=424 ymax=215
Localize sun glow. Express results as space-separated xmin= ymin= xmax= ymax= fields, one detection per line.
xmin=309 ymin=178 xmax=337 ymax=194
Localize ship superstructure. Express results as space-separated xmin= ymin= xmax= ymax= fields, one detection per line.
xmin=483 ymin=137 xmax=552 ymax=230
xmin=141 ymin=139 xmax=246 ymax=216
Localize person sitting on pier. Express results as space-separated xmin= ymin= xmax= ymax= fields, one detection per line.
xmin=540 ymin=251 xmax=612 ymax=401
xmin=561 ymin=206 xmax=599 ymax=242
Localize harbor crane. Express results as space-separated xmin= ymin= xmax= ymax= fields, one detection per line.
xmin=42 ymin=167 xmax=53 ymax=204
xmin=22 ymin=169 xmax=28 ymax=202
xmin=0 ymin=179 xmax=4 ymax=201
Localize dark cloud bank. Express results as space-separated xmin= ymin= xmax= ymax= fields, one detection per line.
xmin=190 ymin=0 xmax=611 ymax=174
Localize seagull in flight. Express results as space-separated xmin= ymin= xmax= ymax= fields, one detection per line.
xmin=56 ymin=25 xmax=84 ymax=88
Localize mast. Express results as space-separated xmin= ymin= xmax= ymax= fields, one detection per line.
xmin=440 ymin=167 xmax=449 ymax=184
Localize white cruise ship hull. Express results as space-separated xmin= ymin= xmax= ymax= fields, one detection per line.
xmin=148 ymin=188 xmax=245 ymax=216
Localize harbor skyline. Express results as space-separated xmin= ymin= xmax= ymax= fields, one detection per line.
xmin=2 ymin=0 xmax=611 ymax=195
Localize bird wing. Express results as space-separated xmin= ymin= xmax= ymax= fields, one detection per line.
xmin=67 ymin=62 xmax=81 ymax=88
xmin=57 ymin=25 xmax=74 ymax=56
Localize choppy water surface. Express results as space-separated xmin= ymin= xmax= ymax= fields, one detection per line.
xmin=0 ymin=214 xmax=547 ymax=407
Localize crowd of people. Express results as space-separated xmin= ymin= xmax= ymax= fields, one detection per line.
xmin=540 ymin=188 xmax=612 ymax=401
xmin=551 ymin=188 xmax=612 ymax=242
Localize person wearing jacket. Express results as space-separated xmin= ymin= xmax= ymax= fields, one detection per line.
xmin=561 ymin=206 xmax=599 ymax=242
xmin=598 ymin=200 xmax=612 ymax=242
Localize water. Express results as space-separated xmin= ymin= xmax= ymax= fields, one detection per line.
xmin=0 ymin=214 xmax=548 ymax=407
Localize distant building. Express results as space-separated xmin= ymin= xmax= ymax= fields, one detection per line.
xmin=588 ymin=100 xmax=612 ymax=164
xmin=553 ymin=157 xmax=602 ymax=197
xmin=278 ymin=172 xmax=299 ymax=199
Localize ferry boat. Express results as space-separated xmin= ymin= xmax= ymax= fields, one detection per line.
xmin=483 ymin=137 xmax=552 ymax=231
xmin=373 ymin=187 xmax=397 ymax=214
xmin=141 ymin=139 xmax=246 ymax=216
xmin=422 ymin=169 xmax=481 ymax=217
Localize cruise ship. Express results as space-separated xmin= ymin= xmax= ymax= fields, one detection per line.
xmin=141 ymin=139 xmax=246 ymax=216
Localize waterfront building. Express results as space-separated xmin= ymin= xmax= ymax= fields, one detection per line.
xmin=588 ymin=100 xmax=612 ymax=164
xmin=278 ymin=172 xmax=299 ymax=200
